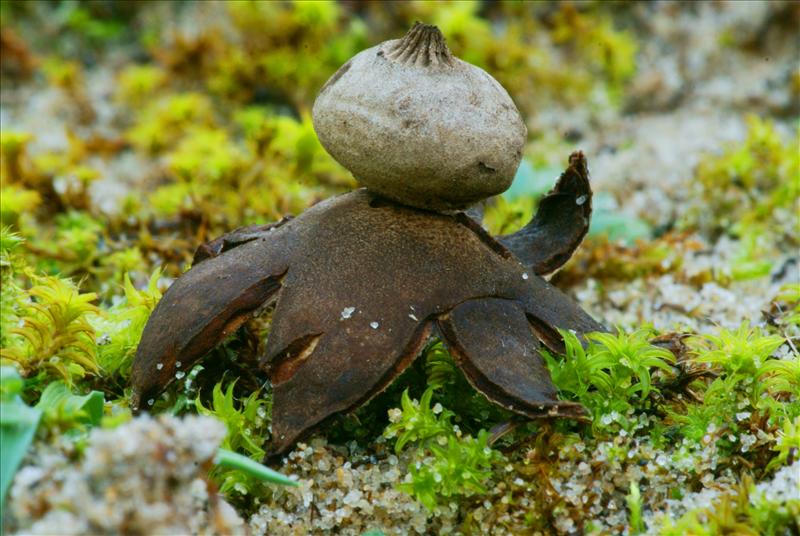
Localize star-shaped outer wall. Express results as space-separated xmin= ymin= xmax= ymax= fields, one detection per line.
xmin=131 ymin=151 xmax=606 ymax=456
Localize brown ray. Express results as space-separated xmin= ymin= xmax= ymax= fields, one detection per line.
xmin=499 ymin=151 xmax=593 ymax=276
xmin=520 ymin=272 xmax=608 ymax=354
xmin=130 ymin=226 xmax=295 ymax=412
xmin=439 ymin=298 xmax=585 ymax=419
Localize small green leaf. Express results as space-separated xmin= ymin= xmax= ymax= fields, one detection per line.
xmin=35 ymin=381 xmax=105 ymax=426
xmin=0 ymin=368 xmax=42 ymax=517
xmin=214 ymin=448 xmax=297 ymax=487
xmin=627 ymin=480 xmax=644 ymax=534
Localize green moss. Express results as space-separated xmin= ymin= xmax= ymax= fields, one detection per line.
xmin=126 ymin=93 xmax=215 ymax=154
xmin=40 ymin=56 xmax=84 ymax=89
xmin=168 ymin=127 xmax=246 ymax=184
xmin=384 ymin=388 xmax=456 ymax=454
xmin=550 ymin=4 xmax=638 ymax=103
xmin=543 ymin=327 xmax=675 ymax=433
xmin=773 ymin=283 xmax=800 ymax=329
xmin=668 ymin=324 xmax=797 ymax=460
xmin=766 ymin=416 xmax=800 ymax=472
xmin=482 ymin=195 xmax=537 ymax=237
xmin=195 ymin=379 xmax=272 ymax=499
xmin=0 ymin=228 xmax=26 ymax=349
xmin=726 ymin=230 xmax=775 ymax=282
xmin=44 ymin=211 xmax=104 ymax=275
xmin=61 ymin=4 xmax=126 ymax=45
xmin=658 ymin=473 xmax=799 ymax=536
xmin=422 ymin=341 xmax=511 ymax=433
xmin=99 ymin=247 xmax=146 ymax=287
xmin=0 ymin=275 xmax=99 ymax=387
xmin=384 ymin=388 xmax=502 ymax=511
xmin=146 ymin=182 xmax=193 ymax=219
xmin=0 ymin=185 xmax=40 ymax=229
xmin=690 ymin=323 xmax=785 ymax=380
xmin=0 ymin=131 xmax=33 ymax=183
xmin=215 ymin=2 xmax=367 ymax=109
xmin=405 ymin=2 xmax=637 ymax=113
xmin=626 ymin=481 xmax=644 ymax=535
xmin=91 ymin=271 xmax=162 ymax=379
xmin=552 ymin=234 xmax=686 ymax=288
xmin=684 ymin=116 xmax=800 ymax=246
xmin=114 ymin=64 xmax=167 ymax=105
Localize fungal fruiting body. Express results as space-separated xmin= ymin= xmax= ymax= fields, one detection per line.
xmin=131 ymin=151 xmax=601 ymax=455
xmin=312 ymin=22 xmax=527 ymax=211
xmin=131 ymin=23 xmax=604 ymax=457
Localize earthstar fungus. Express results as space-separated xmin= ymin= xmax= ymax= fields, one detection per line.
xmin=131 ymin=23 xmax=605 ymax=456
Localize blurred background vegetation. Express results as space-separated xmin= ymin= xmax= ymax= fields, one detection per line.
xmin=0 ymin=0 xmax=644 ymax=279
xmin=1 ymin=0 xmax=796 ymax=287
